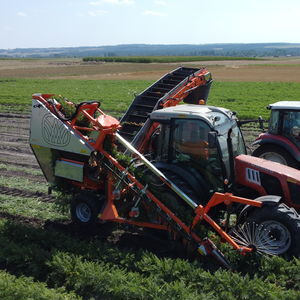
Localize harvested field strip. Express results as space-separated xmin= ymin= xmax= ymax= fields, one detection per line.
xmin=0 ymin=175 xmax=47 ymax=193
xmin=0 ymin=149 xmax=38 ymax=166
xmin=0 ymin=112 xmax=30 ymax=119
xmin=0 ymin=123 xmax=29 ymax=130
xmin=0 ymin=185 xmax=52 ymax=201
xmin=0 ymin=168 xmax=44 ymax=182
xmin=0 ymin=162 xmax=42 ymax=176
xmin=0 ymin=219 xmax=299 ymax=299
xmin=0 ymin=104 xmax=30 ymax=113
xmin=0 ymin=158 xmax=39 ymax=169
xmin=0 ymin=128 xmax=29 ymax=137
xmin=0 ymin=211 xmax=51 ymax=227
xmin=0 ymin=141 xmax=32 ymax=155
xmin=1 ymin=132 xmax=29 ymax=142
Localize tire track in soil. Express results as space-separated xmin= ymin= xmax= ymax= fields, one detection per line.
xmin=0 ymin=211 xmax=47 ymax=228
xmin=0 ymin=142 xmax=32 ymax=155
xmin=0 ymin=168 xmax=45 ymax=183
xmin=1 ymin=132 xmax=28 ymax=142
xmin=0 ymin=185 xmax=53 ymax=202
xmin=0 ymin=159 xmax=39 ymax=169
xmin=0 ymin=113 xmax=30 ymax=119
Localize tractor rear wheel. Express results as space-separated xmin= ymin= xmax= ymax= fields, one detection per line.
xmin=237 ymin=203 xmax=300 ymax=258
xmin=70 ymin=191 xmax=104 ymax=226
xmin=252 ymin=145 xmax=299 ymax=168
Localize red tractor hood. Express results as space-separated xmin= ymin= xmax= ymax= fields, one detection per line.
xmin=235 ymin=154 xmax=300 ymax=180
xmin=234 ymin=154 xmax=300 ymax=209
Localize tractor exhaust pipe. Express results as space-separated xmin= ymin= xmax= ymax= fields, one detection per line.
xmin=227 ymin=128 xmax=235 ymax=186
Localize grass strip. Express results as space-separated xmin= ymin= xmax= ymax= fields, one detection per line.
xmin=0 ymin=175 xmax=48 ymax=193
xmin=0 ymin=162 xmax=43 ymax=176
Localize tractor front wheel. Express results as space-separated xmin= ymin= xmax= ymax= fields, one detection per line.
xmin=241 ymin=204 xmax=300 ymax=258
xmin=70 ymin=191 xmax=104 ymax=226
xmin=252 ymin=145 xmax=299 ymax=168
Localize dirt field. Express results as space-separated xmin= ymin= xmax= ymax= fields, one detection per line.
xmin=1 ymin=57 xmax=300 ymax=81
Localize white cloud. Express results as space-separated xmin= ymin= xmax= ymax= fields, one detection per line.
xmin=89 ymin=0 xmax=105 ymax=4
xmin=17 ymin=11 xmax=27 ymax=17
xmin=90 ymin=0 xmax=134 ymax=5
xmin=155 ymin=1 xmax=167 ymax=6
xmin=143 ymin=10 xmax=167 ymax=17
xmin=87 ymin=10 xmax=107 ymax=16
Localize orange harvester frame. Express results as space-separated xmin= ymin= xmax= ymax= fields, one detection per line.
xmin=32 ymin=93 xmax=265 ymax=260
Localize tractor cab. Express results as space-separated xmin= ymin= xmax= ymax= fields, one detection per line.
xmin=268 ymin=101 xmax=300 ymax=146
xmin=253 ymin=101 xmax=300 ymax=168
xmin=149 ymin=104 xmax=246 ymax=200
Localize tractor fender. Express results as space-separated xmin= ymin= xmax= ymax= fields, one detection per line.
xmin=153 ymin=162 xmax=209 ymax=198
xmin=237 ymin=195 xmax=282 ymax=224
xmin=253 ymin=136 xmax=300 ymax=162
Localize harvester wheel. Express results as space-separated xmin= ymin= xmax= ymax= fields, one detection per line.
xmin=252 ymin=145 xmax=298 ymax=168
xmin=71 ymin=191 xmax=103 ymax=226
xmin=237 ymin=203 xmax=300 ymax=258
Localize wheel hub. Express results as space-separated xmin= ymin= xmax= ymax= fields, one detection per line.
xmin=76 ymin=203 xmax=91 ymax=223
xmin=259 ymin=220 xmax=291 ymax=254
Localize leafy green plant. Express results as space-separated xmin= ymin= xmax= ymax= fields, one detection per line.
xmin=0 ymin=270 xmax=79 ymax=299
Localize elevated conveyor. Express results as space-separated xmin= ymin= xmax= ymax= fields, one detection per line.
xmin=119 ymin=67 xmax=212 ymax=143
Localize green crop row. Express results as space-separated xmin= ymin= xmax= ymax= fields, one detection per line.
xmin=82 ymin=56 xmax=260 ymax=63
xmin=1 ymin=79 xmax=300 ymax=119
xmin=0 ymin=78 xmax=151 ymax=117
xmin=0 ymin=194 xmax=67 ymax=221
xmin=0 ymin=219 xmax=299 ymax=299
xmin=0 ymin=270 xmax=79 ymax=299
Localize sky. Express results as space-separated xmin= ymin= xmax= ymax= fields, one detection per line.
xmin=1 ymin=0 xmax=300 ymax=49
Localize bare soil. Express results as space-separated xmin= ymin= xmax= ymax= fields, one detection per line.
xmin=1 ymin=57 xmax=300 ymax=81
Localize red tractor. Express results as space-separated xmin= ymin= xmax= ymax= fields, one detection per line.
xmin=253 ymin=101 xmax=300 ymax=168
xmin=29 ymin=68 xmax=300 ymax=267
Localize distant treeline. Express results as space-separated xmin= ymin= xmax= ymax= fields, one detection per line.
xmin=1 ymin=43 xmax=300 ymax=58
xmin=82 ymin=56 xmax=260 ymax=63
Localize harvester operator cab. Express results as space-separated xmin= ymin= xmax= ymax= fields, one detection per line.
xmin=150 ymin=104 xmax=246 ymax=195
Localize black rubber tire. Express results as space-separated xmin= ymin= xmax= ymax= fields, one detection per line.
xmin=70 ymin=191 xmax=104 ymax=226
xmin=245 ymin=203 xmax=300 ymax=258
xmin=252 ymin=144 xmax=299 ymax=169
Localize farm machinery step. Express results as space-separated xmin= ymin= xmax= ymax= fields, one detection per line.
xmin=28 ymin=88 xmax=300 ymax=268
